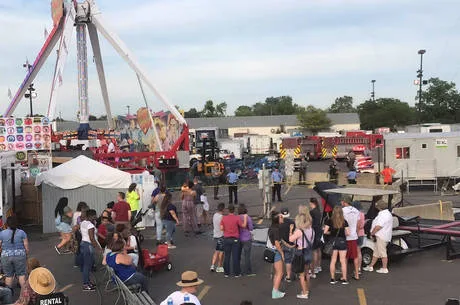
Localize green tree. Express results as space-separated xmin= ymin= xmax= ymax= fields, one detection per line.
xmin=98 ymin=115 xmax=107 ymax=121
xmin=202 ymin=100 xmax=216 ymax=117
xmin=235 ymin=105 xmax=253 ymax=116
xmin=417 ymin=77 xmax=460 ymax=123
xmin=215 ymin=102 xmax=227 ymax=117
xmin=89 ymin=115 xmax=97 ymax=121
xmin=184 ymin=108 xmax=201 ymax=118
xmin=329 ymin=96 xmax=356 ymax=113
xmin=357 ymin=98 xmax=416 ymax=130
xmin=297 ymin=106 xmax=331 ymax=135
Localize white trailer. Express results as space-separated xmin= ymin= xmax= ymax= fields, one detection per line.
xmin=243 ymin=135 xmax=272 ymax=155
xmin=219 ymin=139 xmax=244 ymax=159
xmin=384 ymin=132 xmax=460 ymax=179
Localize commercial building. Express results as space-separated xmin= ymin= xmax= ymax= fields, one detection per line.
xmin=187 ymin=113 xmax=360 ymax=138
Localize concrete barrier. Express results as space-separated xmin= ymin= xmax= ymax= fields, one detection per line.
xmin=393 ymin=201 xmax=454 ymax=221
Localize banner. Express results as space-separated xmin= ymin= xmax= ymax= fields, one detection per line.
xmin=0 ymin=117 xmax=51 ymax=151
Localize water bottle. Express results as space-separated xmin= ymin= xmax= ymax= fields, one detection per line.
xmin=167 ymin=297 xmax=173 ymax=305
xmin=184 ymin=293 xmax=190 ymax=303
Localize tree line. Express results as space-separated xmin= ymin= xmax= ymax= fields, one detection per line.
xmin=182 ymin=77 xmax=460 ymax=132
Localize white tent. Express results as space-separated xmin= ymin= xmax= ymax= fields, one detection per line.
xmin=35 ymin=155 xmax=131 ymax=189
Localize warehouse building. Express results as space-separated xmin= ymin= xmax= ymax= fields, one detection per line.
xmin=187 ymin=113 xmax=360 ymax=138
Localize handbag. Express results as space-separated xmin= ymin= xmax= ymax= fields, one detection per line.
xmin=323 ymin=227 xmax=340 ymax=256
xmin=302 ymin=230 xmax=314 ymax=263
xmin=291 ymin=231 xmax=305 ymax=274
xmin=263 ymin=248 xmax=276 ymax=263
xmin=263 ymin=228 xmax=277 ymax=263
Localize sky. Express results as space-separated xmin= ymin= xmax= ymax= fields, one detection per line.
xmin=0 ymin=0 xmax=460 ymax=120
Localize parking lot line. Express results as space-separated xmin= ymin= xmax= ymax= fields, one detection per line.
xmin=198 ymin=285 xmax=211 ymax=300
xmin=357 ymin=288 xmax=367 ymax=305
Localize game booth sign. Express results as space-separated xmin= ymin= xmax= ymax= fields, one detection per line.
xmin=0 ymin=117 xmax=52 ymax=179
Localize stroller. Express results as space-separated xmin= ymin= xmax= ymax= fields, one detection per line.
xmin=130 ymin=208 xmax=149 ymax=243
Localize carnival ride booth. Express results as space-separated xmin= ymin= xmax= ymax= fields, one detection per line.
xmin=35 ymin=155 xmax=131 ymax=233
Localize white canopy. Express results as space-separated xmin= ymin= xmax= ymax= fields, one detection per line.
xmin=35 ymin=155 xmax=131 ymax=189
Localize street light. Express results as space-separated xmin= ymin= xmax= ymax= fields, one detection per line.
xmin=417 ymin=49 xmax=426 ymax=123
xmin=371 ymin=80 xmax=376 ymax=102
xmin=23 ymin=60 xmax=36 ymax=117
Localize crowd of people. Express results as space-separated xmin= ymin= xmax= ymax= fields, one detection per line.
xmin=53 ymin=184 xmax=150 ymax=294
xmin=265 ymin=196 xmax=394 ymax=300
xmin=0 ymin=160 xmax=399 ymax=305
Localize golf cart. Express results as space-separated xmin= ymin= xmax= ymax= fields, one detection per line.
xmin=319 ymin=186 xmax=416 ymax=266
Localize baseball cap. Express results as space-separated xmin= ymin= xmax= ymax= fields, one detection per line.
xmin=280 ymin=207 xmax=290 ymax=218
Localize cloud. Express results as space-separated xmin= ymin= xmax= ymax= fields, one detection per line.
xmin=1 ymin=0 xmax=460 ymax=119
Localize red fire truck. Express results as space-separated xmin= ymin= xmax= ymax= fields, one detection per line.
xmin=282 ymin=132 xmax=383 ymax=161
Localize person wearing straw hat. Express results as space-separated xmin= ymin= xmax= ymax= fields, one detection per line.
xmin=159 ymin=271 xmax=203 ymax=305
xmin=14 ymin=267 xmax=56 ymax=305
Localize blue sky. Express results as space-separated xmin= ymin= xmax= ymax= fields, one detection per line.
xmin=1 ymin=0 xmax=459 ymax=119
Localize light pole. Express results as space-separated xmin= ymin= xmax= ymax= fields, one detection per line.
xmin=127 ymin=105 xmax=130 ymax=116
xmin=371 ymin=80 xmax=376 ymax=102
xmin=417 ymin=49 xmax=426 ymax=123
xmin=23 ymin=61 xmax=36 ymax=117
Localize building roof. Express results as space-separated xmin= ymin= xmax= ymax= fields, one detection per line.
xmin=384 ymin=131 xmax=460 ymax=140
xmin=55 ymin=120 xmax=109 ymax=131
xmin=186 ymin=113 xmax=359 ymax=129
xmin=54 ymin=113 xmax=360 ymax=131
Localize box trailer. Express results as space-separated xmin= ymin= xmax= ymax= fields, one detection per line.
xmin=384 ymin=132 xmax=460 ymax=178
xmin=219 ymin=139 xmax=244 ymax=159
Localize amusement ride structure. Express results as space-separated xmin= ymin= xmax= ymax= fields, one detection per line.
xmin=5 ymin=0 xmax=186 ymax=140
xmin=4 ymin=0 xmax=189 ymax=171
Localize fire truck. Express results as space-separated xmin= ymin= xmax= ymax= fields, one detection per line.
xmin=281 ymin=132 xmax=383 ymax=161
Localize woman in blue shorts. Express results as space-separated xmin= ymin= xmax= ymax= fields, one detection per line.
xmin=54 ymin=197 xmax=73 ymax=254
xmin=0 ymin=216 xmax=29 ymax=289
xmin=268 ymin=211 xmax=285 ymax=299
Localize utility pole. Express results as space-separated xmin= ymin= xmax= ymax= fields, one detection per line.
xmin=417 ymin=49 xmax=426 ymax=124
xmin=127 ymin=105 xmax=130 ymax=116
xmin=371 ymin=80 xmax=376 ymax=102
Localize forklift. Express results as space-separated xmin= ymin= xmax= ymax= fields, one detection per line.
xmin=195 ymin=137 xmax=225 ymax=178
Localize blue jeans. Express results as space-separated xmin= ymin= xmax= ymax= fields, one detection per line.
xmin=80 ymin=242 xmax=94 ymax=285
xmin=125 ymin=272 xmax=149 ymax=293
xmin=239 ymin=240 xmax=253 ymax=274
xmin=155 ymin=211 xmax=163 ymax=241
xmin=163 ymin=220 xmax=176 ymax=243
xmin=223 ymin=238 xmax=241 ymax=276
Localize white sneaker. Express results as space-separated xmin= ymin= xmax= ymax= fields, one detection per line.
xmin=296 ymin=293 xmax=309 ymax=299
xmin=310 ymin=273 xmax=317 ymax=279
xmin=376 ymin=268 xmax=389 ymax=274
xmin=362 ymin=266 xmax=374 ymax=272
xmin=216 ymin=267 xmax=224 ymax=273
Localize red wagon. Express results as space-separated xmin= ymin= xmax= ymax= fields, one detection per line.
xmin=142 ymin=244 xmax=172 ymax=276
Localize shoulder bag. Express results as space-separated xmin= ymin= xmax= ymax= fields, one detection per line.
xmin=323 ymin=228 xmax=339 ymax=256
xmin=291 ymin=231 xmax=306 ymax=274
xmin=263 ymin=229 xmax=276 ymax=263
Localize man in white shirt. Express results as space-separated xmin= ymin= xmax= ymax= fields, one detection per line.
xmin=363 ymin=200 xmax=393 ymax=274
xmin=210 ymin=203 xmax=225 ymax=272
xmin=342 ymin=196 xmax=360 ymax=279
xmin=160 ymin=271 xmax=203 ymax=305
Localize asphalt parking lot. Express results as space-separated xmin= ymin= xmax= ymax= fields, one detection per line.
xmin=24 ymin=183 xmax=460 ymax=305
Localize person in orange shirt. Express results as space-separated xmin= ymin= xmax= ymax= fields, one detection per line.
xmin=381 ymin=166 xmax=396 ymax=185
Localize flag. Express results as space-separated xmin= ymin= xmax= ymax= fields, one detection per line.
xmin=7 ymin=88 xmax=12 ymax=100
xmin=44 ymin=27 xmax=49 ymax=40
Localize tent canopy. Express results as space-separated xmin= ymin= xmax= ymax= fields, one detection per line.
xmin=35 ymin=155 xmax=131 ymax=189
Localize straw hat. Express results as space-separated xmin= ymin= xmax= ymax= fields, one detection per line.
xmin=29 ymin=267 xmax=56 ymax=295
xmin=176 ymin=271 xmax=204 ymax=287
